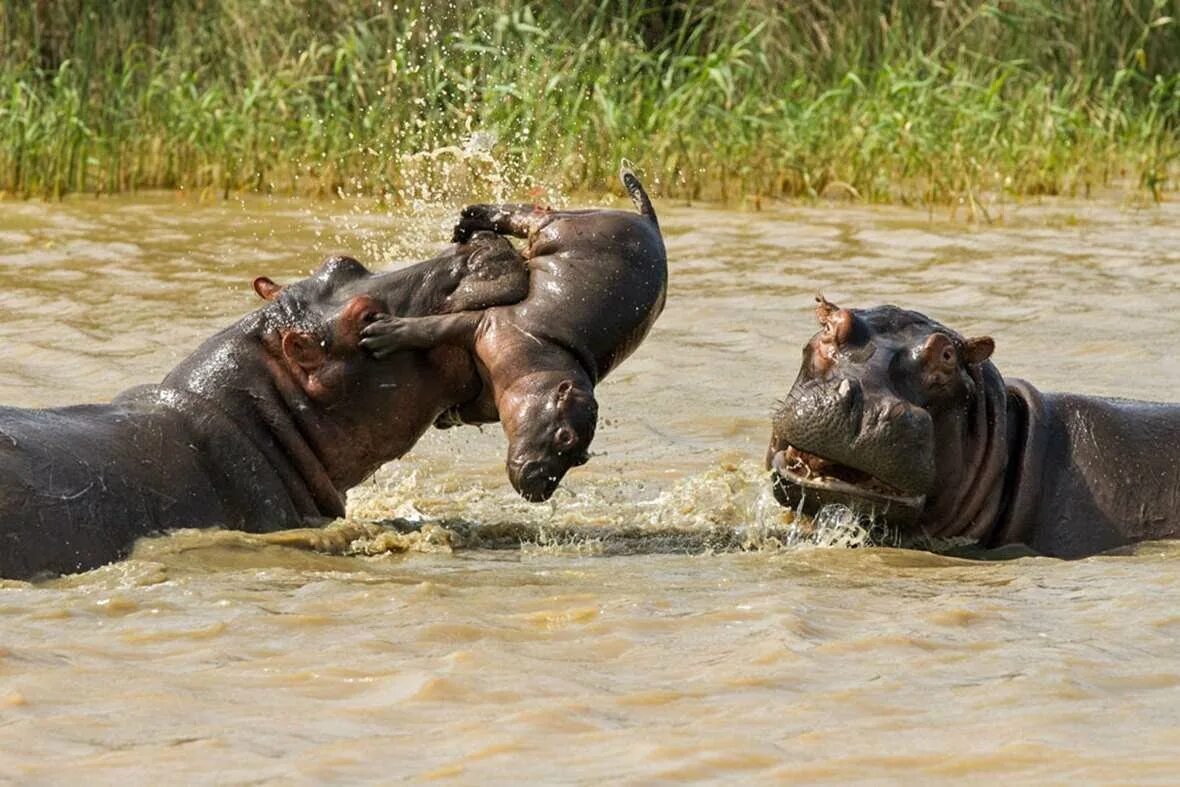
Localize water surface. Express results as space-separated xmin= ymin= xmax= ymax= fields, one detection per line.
xmin=1 ymin=193 xmax=1178 ymax=782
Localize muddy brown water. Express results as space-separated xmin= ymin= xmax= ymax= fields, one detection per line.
xmin=1 ymin=193 xmax=1179 ymax=783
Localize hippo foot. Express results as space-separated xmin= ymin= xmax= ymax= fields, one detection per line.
xmin=451 ymin=203 xmax=549 ymax=243
xmin=360 ymin=316 xmax=430 ymax=357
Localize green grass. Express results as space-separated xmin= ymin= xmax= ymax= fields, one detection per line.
xmin=1 ymin=0 xmax=1177 ymax=203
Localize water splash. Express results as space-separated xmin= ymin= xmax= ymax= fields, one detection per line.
xmin=301 ymin=129 xmax=570 ymax=269
xmin=288 ymin=460 xmax=912 ymax=559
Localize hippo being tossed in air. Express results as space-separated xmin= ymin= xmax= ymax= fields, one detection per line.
xmin=768 ymin=297 xmax=1180 ymax=558
xmin=361 ymin=168 xmax=668 ymax=501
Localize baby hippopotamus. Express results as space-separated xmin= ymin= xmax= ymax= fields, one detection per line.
xmin=361 ymin=168 xmax=667 ymax=501
xmin=767 ymin=296 xmax=1180 ymax=558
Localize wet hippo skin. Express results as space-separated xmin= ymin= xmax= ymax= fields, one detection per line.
xmin=0 ymin=234 xmax=528 ymax=579
xmin=361 ymin=169 xmax=667 ymax=501
xmin=768 ymin=297 xmax=1180 ymax=558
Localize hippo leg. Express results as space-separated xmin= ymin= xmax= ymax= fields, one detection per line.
xmin=360 ymin=311 xmax=482 ymax=359
xmin=434 ymin=394 xmax=500 ymax=429
xmin=444 ymin=275 xmax=524 ymax=313
xmin=443 ymin=231 xmax=529 ymax=313
xmin=451 ymin=203 xmax=551 ymax=242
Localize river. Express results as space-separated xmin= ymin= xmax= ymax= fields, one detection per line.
xmin=1 ymin=192 xmax=1178 ymax=782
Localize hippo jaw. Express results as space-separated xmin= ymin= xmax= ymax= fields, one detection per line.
xmin=769 ymin=445 xmax=926 ymax=526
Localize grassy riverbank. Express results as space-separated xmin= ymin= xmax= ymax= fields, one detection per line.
xmin=1 ymin=0 xmax=1177 ymax=203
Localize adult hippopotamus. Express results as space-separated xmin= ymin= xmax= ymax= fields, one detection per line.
xmin=360 ymin=168 xmax=667 ymax=501
xmin=768 ymin=296 xmax=1180 ymax=558
xmin=0 ymin=232 xmax=528 ymax=579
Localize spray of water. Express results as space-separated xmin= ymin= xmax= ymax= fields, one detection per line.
xmin=275 ymin=461 xmax=914 ymax=559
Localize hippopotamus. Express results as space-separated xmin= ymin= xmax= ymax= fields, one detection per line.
xmin=360 ymin=168 xmax=667 ymax=501
xmin=0 ymin=232 xmax=528 ymax=579
xmin=767 ymin=296 xmax=1180 ymax=558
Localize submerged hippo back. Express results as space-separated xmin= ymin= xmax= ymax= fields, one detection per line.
xmin=0 ymin=399 xmax=218 ymax=578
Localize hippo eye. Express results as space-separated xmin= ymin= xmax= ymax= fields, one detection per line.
xmin=555 ymin=427 xmax=575 ymax=450
xmin=919 ymin=334 xmax=957 ymax=370
xmin=915 ymin=333 xmax=962 ymax=393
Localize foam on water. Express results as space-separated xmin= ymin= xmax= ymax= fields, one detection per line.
xmin=211 ymin=461 xmax=915 ymax=562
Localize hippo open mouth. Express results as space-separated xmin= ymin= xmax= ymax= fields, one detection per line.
xmin=770 ymin=445 xmax=925 ymax=525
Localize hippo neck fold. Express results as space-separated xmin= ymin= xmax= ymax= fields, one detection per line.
xmin=922 ymin=361 xmax=1011 ymax=542
xmin=988 ymin=378 xmax=1048 ymax=547
xmin=240 ymin=356 xmax=349 ymax=518
xmin=920 ymin=371 xmax=1049 ymax=548
xmin=547 ymin=336 xmax=599 ymax=386
xmin=488 ymin=328 xmax=598 ymax=390
xmin=162 ymin=325 xmax=347 ymax=521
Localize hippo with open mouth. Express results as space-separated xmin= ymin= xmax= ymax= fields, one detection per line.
xmin=768 ymin=296 xmax=1180 ymax=558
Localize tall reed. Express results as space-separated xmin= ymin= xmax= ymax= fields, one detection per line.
xmin=1 ymin=0 xmax=1176 ymax=202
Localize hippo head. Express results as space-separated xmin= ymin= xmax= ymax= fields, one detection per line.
xmin=245 ymin=245 xmax=509 ymax=488
xmin=768 ymin=296 xmax=996 ymax=530
xmin=499 ymin=372 xmax=598 ymax=502
xmin=251 ymin=235 xmax=519 ymax=404
xmin=252 ymin=255 xmax=390 ymax=404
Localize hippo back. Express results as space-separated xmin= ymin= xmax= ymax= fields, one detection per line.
xmin=513 ymin=210 xmax=667 ymax=382
xmin=0 ymin=399 xmax=217 ymax=578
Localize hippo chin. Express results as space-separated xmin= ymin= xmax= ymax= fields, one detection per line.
xmin=0 ymin=234 xmax=528 ymax=579
xmin=769 ymin=296 xmax=1180 ymax=558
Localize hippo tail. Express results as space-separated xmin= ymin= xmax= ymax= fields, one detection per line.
xmin=619 ymin=162 xmax=659 ymax=231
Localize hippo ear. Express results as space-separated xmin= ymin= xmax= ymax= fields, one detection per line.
xmin=963 ymin=336 xmax=995 ymax=365
xmin=281 ymin=331 xmax=325 ymax=373
xmin=253 ymin=276 xmax=283 ymax=300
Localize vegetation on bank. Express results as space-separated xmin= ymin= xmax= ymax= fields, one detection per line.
xmin=1 ymin=0 xmax=1177 ymax=203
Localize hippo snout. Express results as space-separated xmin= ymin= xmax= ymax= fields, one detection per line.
xmin=771 ymin=376 xmax=936 ymax=496
xmin=510 ymin=460 xmax=564 ymax=502
xmin=773 ymin=377 xmax=864 ymax=456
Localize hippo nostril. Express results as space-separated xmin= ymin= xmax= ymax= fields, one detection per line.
xmin=521 ymin=461 xmax=554 ymax=485
xmin=516 ymin=461 xmax=561 ymax=501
